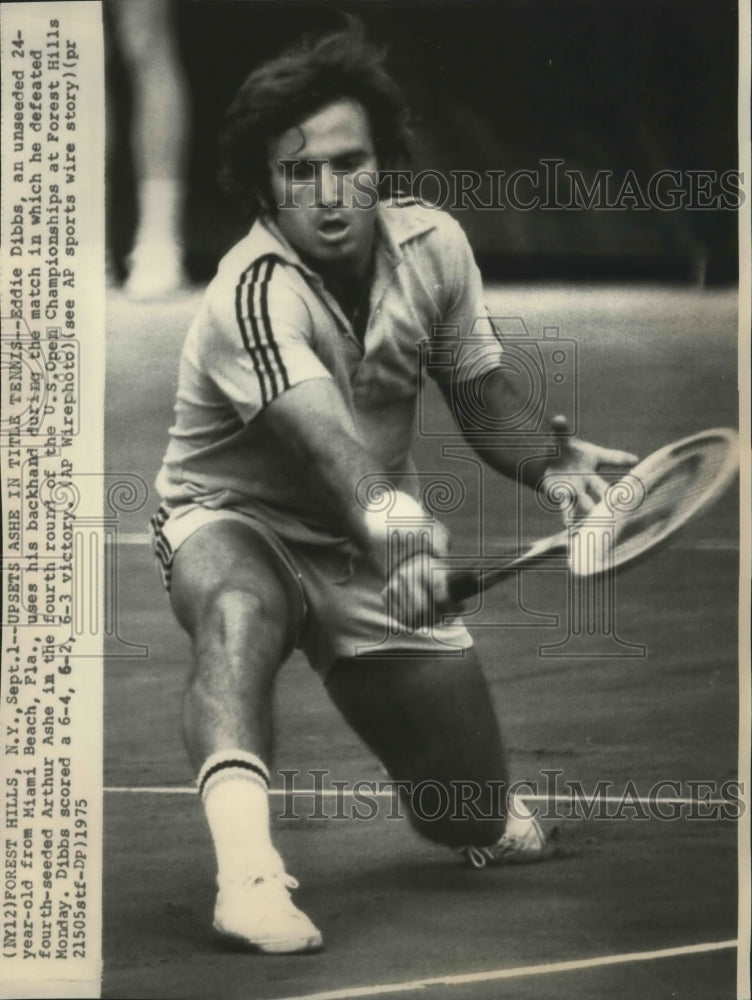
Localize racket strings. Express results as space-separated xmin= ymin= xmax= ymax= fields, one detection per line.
xmin=578 ymin=440 xmax=734 ymax=573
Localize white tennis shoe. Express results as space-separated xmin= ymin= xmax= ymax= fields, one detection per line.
xmin=213 ymin=871 xmax=323 ymax=954
xmin=461 ymin=798 xmax=545 ymax=869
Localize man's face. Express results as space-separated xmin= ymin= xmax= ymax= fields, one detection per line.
xmin=267 ymin=98 xmax=379 ymax=277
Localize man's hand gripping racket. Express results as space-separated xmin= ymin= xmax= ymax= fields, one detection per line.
xmin=444 ymin=422 xmax=739 ymax=608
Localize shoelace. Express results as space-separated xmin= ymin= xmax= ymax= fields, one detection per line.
xmin=463 ymin=829 xmax=539 ymax=869
xmin=249 ymin=872 xmax=299 ymax=892
xmin=463 ymin=846 xmax=495 ymax=869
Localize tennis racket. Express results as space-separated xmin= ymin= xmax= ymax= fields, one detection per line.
xmin=445 ymin=427 xmax=739 ymax=605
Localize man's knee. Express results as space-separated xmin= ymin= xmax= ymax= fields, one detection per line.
xmin=204 ymin=586 xmax=276 ymax=636
xmin=399 ymin=778 xmax=505 ymax=849
xmin=169 ymin=520 xmax=300 ymax=641
xmin=196 ymin=585 xmax=292 ymax=665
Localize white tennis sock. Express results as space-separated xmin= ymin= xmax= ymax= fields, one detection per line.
xmin=197 ymin=750 xmax=283 ymax=885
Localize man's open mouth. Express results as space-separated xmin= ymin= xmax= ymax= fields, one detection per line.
xmin=318 ymin=217 xmax=350 ymax=242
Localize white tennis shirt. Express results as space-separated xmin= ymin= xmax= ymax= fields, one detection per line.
xmin=155 ymin=201 xmax=503 ymax=544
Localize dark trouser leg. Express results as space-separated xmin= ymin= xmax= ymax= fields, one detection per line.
xmin=325 ymin=648 xmax=507 ymax=848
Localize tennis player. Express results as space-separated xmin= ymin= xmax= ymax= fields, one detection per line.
xmin=151 ymin=22 xmax=636 ymax=954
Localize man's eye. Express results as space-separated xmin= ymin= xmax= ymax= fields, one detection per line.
xmin=295 ymin=161 xmax=320 ymax=181
xmin=279 ymin=160 xmax=319 ymax=183
xmin=339 ymin=157 xmax=364 ymax=172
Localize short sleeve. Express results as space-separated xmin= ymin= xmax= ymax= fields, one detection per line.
xmin=205 ymin=256 xmax=332 ymax=422
xmin=428 ymin=218 xmax=503 ymax=386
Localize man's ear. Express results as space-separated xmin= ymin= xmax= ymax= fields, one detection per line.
xmin=254 ymin=188 xmax=271 ymax=216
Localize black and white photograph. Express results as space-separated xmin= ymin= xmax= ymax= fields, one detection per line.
xmin=1 ymin=2 xmax=749 ymax=998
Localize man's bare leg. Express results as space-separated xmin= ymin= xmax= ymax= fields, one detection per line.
xmin=168 ymin=520 xmax=322 ymax=952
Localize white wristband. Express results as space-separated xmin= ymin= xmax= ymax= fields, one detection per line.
xmin=362 ymin=490 xmax=429 ymax=542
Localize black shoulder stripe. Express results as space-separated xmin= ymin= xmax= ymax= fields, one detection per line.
xmin=236 ymin=262 xmax=270 ymax=406
xmin=246 ymin=259 xmax=277 ymax=403
xmin=236 ymin=257 xmax=293 ymax=406
xmin=258 ymin=260 xmax=290 ymax=393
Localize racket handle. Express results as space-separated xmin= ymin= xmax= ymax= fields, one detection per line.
xmin=446 ymin=565 xmax=516 ymax=604
xmin=446 ymin=569 xmax=481 ymax=604
xmin=445 ymin=536 xmax=568 ymax=605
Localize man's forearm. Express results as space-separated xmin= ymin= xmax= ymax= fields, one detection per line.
xmin=469 ymin=441 xmax=554 ymax=491
xmin=258 ymin=378 xmax=426 ymax=557
xmin=441 ymin=369 xmax=559 ymax=491
xmin=258 ymin=379 xmax=378 ymax=548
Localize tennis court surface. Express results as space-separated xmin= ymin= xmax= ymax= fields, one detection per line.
xmin=103 ymin=284 xmax=741 ymax=999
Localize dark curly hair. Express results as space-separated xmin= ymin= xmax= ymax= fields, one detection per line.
xmin=219 ymin=19 xmax=412 ymax=213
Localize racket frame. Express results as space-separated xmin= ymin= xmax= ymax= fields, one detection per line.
xmin=444 ymin=426 xmax=739 ymax=605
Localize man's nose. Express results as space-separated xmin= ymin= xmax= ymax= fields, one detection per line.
xmin=319 ymin=165 xmax=345 ymax=207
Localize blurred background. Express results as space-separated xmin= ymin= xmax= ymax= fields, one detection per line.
xmin=105 ymin=0 xmax=740 ymax=292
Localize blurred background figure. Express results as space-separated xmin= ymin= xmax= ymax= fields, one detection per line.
xmin=105 ymin=2 xmax=737 ymax=290
xmin=109 ymin=0 xmax=189 ymax=299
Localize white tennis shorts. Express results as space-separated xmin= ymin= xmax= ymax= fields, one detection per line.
xmin=149 ymin=500 xmax=473 ymax=679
